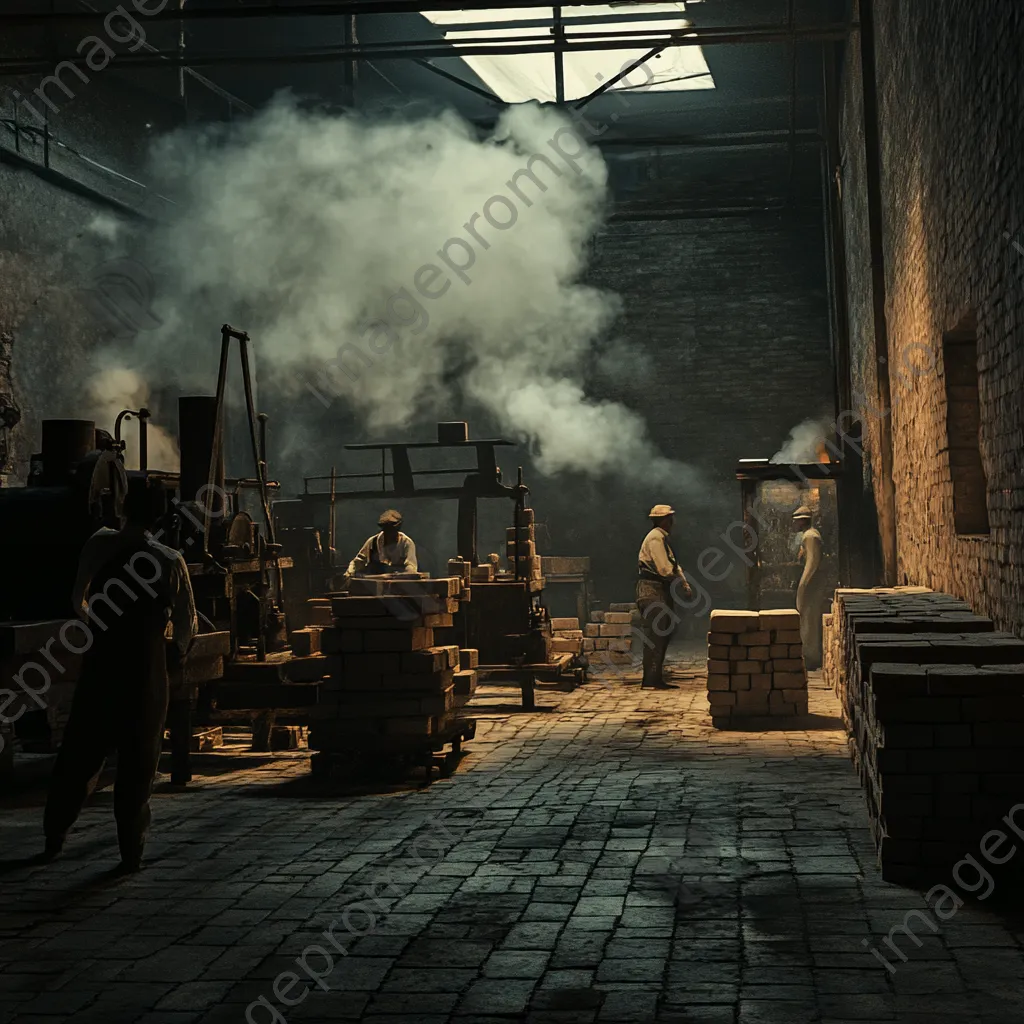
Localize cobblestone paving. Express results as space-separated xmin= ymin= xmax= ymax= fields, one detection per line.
xmin=2 ymin=652 xmax=1023 ymax=1024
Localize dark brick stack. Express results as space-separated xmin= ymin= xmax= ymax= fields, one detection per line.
xmin=306 ymin=578 xmax=471 ymax=753
xmin=824 ymin=586 xmax=1024 ymax=881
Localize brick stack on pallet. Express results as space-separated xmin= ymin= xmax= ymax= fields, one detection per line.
xmin=823 ymin=586 xmax=1024 ymax=882
xmin=298 ymin=577 xmax=478 ymax=759
xmin=705 ymin=608 xmax=809 ymax=727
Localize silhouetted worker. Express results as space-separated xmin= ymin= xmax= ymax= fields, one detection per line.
xmin=637 ymin=504 xmax=692 ymax=689
xmin=346 ymin=509 xmax=418 ymax=577
xmin=42 ymin=486 xmax=197 ymax=872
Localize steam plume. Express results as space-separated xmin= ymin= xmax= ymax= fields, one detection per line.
xmin=89 ymin=98 xmax=700 ymax=492
xmin=770 ymin=418 xmax=831 ymax=465
xmin=86 ymin=366 xmax=180 ymax=472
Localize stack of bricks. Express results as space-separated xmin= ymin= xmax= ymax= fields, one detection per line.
xmin=549 ymin=617 xmax=583 ymax=658
xmin=823 ymin=586 xmax=1024 ymax=882
xmin=584 ymin=603 xmax=640 ymax=668
xmin=505 ymin=508 xmax=542 ymax=582
xmin=303 ymin=577 xmax=478 ymax=754
xmin=706 ymin=609 xmax=808 ymax=727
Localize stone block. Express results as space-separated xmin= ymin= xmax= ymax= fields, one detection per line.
xmin=774 ymin=671 xmax=806 ymax=688
xmin=773 ymin=658 xmax=805 ymax=672
xmin=707 ymin=674 xmax=731 ymax=691
xmin=747 ymin=645 xmax=770 ymax=660
xmin=599 ymin=623 xmax=632 ymax=637
xmin=604 ymin=612 xmax=633 ymax=624
xmin=290 ymin=628 xmax=322 ymax=656
xmin=736 ymin=660 xmax=763 ymax=674
xmin=759 ymin=609 xmax=801 ymax=631
xmin=708 ymin=690 xmax=737 ymax=706
xmin=708 ymin=645 xmax=731 ymax=660
xmin=740 ymin=630 xmax=772 ymax=646
xmin=710 ymin=609 xmax=760 ymax=632
xmin=707 ymin=659 xmax=731 ymax=674
xmin=363 ymin=628 xmax=434 ymax=652
xmin=459 ymin=648 xmax=479 ymax=670
xmin=730 ymin=674 xmax=751 ymax=690
xmin=774 ymin=630 xmax=803 ymax=644
xmin=551 ymin=617 xmax=580 ymax=631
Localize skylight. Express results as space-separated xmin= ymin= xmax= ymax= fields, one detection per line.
xmin=422 ymin=4 xmax=715 ymax=105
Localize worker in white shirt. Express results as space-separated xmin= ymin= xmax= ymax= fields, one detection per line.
xmin=346 ymin=509 xmax=418 ymax=577
xmin=42 ymin=485 xmax=197 ymax=873
xmin=637 ymin=504 xmax=692 ymax=689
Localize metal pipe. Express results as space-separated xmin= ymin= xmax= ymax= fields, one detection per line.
xmin=553 ymin=6 xmax=565 ymax=105
xmin=787 ymin=0 xmax=798 ymax=190
xmin=0 ymin=23 xmax=859 ymax=75
xmin=412 ymin=59 xmax=502 ymax=103
xmin=574 ymin=43 xmax=669 ymax=109
xmin=0 ymin=2 xmax=845 ymax=23
xmin=596 ymin=130 xmax=822 ymax=148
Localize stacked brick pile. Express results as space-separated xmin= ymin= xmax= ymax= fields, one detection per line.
xmin=823 ymin=586 xmax=1024 ymax=881
xmin=585 ymin=603 xmax=639 ymax=668
xmin=549 ymin=617 xmax=584 ymax=658
xmin=705 ymin=608 xmax=808 ymax=727
xmin=505 ymin=508 xmax=542 ymax=581
xmin=303 ymin=578 xmax=477 ymax=754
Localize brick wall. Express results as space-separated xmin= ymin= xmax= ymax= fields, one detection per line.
xmin=546 ymin=194 xmax=834 ymax=611
xmin=839 ymin=1 xmax=1024 ymax=634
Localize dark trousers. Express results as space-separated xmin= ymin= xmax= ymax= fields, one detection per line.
xmin=637 ymin=579 xmax=677 ymax=686
xmin=44 ymin=630 xmax=170 ymax=865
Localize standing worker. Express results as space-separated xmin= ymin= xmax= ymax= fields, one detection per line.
xmin=346 ymin=509 xmax=418 ymax=577
xmin=793 ymin=505 xmax=825 ymax=668
xmin=636 ymin=504 xmax=692 ymax=689
xmin=41 ymin=485 xmax=197 ymax=873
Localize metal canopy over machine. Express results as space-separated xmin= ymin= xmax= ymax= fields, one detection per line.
xmin=300 ymin=422 xmax=522 ymax=566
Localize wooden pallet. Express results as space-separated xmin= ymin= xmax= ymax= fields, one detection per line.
xmin=308 ymin=717 xmax=477 ymax=784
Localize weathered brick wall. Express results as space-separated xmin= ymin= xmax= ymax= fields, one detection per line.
xmin=559 ymin=201 xmax=834 ymax=610
xmin=839 ymin=1 xmax=1024 ymax=633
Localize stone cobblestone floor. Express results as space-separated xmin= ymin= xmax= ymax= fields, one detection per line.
xmin=2 ymin=648 xmax=1023 ymax=1024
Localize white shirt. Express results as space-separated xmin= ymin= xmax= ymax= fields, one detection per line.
xmin=638 ymin=526 xmax=684 ymax=580
xmin=347 ymin=531 xmax=418 ymax=575
xmin=72 ymin=527 xmax=199 ymax=656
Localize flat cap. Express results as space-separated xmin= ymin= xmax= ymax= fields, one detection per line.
xmin=378 ymin=509 xmax=403 ymax=526
xmin=792 ymin=505 xmax=813 ymax=519
xmin=648 ymin=504 xmax=675 ymax=519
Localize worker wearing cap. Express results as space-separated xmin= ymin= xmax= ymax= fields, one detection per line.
xmin=346 ymin=509 xmax=418 ymax=576
xmin=637 ymin=504 xmax=692 ymax=689
xmin=793 ymin=505 xmax=824 ymax=668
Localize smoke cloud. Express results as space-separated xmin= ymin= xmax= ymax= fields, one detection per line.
xmin=89 ymin=98 xmax=701 ymax=493
xmin=86 ymin=365 xmax=180 ymax=472
xmin=770 ymin=418 xmax=831 ymax=465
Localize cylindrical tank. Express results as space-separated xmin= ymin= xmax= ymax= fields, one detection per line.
xmin=178 ymin=396 xmax=225 ymax=503
xmin=40 ymin=419 xmax=95 ymax=485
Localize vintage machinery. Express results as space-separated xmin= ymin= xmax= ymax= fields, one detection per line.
xmin=286 ymin=423 xmax=582 ymax=707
